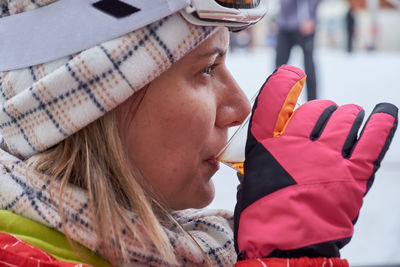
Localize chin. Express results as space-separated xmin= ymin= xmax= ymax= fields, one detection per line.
xmin=193 ymin=194 xmax=214 ymax=209
xmin=172 ymin=182 xmax=215 ymax=210
xmin=191 ymin=181 xmax=216 ymax=209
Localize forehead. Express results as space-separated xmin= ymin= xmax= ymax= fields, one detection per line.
xmin=191 ymin=27 xmax=229 ymax=55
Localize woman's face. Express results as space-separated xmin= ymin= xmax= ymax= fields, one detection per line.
xmin=116 ymin=28 xmax=250 ymax=210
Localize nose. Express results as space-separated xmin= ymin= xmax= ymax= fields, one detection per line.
xmin=216 ymin=69 xmax=251 ymax=128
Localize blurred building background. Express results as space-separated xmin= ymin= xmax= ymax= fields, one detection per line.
xmin=230 ymin=0 xmax=400 ymax=52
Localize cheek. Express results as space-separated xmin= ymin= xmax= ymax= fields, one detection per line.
xmin=130 ymin=92 xmax=216 ymax=188
xmin=118 ymin=78 xmax=218 ymax=209
xmin=157 ymin=97 xmax=215 ymax=163
xmin=157 ymin=98 xmax=216 ymax=186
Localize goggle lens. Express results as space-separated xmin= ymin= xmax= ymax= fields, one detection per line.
xmin=215 ymin=0 xmax=260 ymax=9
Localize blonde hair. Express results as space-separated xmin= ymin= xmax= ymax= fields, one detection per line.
xmin=26 ymin=107 xmax=177 ymax=265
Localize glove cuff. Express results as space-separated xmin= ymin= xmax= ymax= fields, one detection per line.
xmin=235 ymin=257 xmax=349 ymax=267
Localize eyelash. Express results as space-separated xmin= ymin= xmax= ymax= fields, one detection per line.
xmin=202 ymin=63 xmax=218 ymax=76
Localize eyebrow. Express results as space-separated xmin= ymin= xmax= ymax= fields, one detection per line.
xmin=198 ymin=47 xmax=227 ymax=59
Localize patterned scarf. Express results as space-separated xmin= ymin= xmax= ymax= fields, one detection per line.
xmin=0 ymin=145 xmax=236 ymax=266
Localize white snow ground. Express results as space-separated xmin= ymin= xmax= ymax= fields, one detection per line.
xmin=208 ymin=47 xmax=400 ymax=266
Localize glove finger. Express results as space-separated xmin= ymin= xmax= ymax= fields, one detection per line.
xmin=317 ymin=104 xmax=364 ymax=153
xmin=250 ymin=65 xmax=305 ymax=141
xmin=282 ymin=100 xmax=337 ymax=138
xmin=350 ymin=103 xmax=398 ymax=188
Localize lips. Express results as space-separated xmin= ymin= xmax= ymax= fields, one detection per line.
xmin=205 ymin=158 xmax=220 ymax=173
xmin=203 ymin=136 xmax=227 ymax=173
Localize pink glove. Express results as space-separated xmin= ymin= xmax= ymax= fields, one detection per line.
xmin=234 ymin=65 xmax=398 ymax=260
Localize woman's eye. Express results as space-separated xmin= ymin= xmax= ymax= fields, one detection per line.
xmin=203 ymin=66 xmax=212 ymax=75
xmin=202 ymin=64 xmax=216 ymax=75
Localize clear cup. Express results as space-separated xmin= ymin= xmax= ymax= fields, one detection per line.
xmin=216 ymin=91 xmax=259 ymax=175
xmin=216 ymin=113 xmax=250 ymax=175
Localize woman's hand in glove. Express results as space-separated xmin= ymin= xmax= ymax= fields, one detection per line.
xmin=234 ymin=65 xmax=398 ymax=260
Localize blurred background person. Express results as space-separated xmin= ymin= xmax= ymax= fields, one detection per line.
xmin=366 ymin=0 xmax=379 ymax=51
xmin=275 ymin=0 xmax=321 ymax=101
xmin=346 ymin=1 xmax=356 ymax=53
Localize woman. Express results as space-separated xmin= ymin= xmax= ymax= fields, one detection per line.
xmin=0 ymin=0 xmax=397 ymax=266
xmin=0 ymin=1 xmax=258 ymax=265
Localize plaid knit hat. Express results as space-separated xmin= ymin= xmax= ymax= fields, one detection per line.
xmin=0 ymin=0 xmax=217 ymax=158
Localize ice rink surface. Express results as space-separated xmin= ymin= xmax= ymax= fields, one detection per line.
xmin=208 ymin=47 xmax=400 ymax=266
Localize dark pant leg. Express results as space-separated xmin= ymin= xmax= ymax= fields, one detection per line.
xmin=347 ymin=30 xmax=353 ymax=53
xmin=298 ymin=33 xmax=317 ymax=101
xmin=275 ymin=30 xmax=295 ymax=68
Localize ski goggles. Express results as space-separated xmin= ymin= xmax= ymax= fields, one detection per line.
xmin=180 ymin=0 xmax=267 ymax=31
xmin=0 ymin=0 xmax=267 ymax=71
